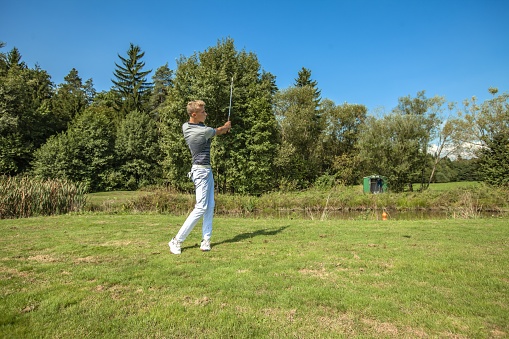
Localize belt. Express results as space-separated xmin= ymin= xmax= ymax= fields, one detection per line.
xmin=192 ymin=164 xmax=211 ymax=169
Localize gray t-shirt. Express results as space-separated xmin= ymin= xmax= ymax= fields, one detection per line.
xmin=182 ymin=122 xmax=216 ymax=165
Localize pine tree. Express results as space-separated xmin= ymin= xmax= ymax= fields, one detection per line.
xmin=6 ymin=47 xmax=26 ymax=69
xmin=112 ymin=43 xmax=152 ymax=116
xmin=294 ymin=67 xmax=321 ymax=108
xmin=0 ymin=41 xmax=6 ymax=73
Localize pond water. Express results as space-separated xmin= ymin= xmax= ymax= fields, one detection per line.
xmin=226 ymin=209 xmax=507 ymax=220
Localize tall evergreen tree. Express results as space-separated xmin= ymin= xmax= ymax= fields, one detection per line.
xmin=272 ymin=68 xmax=324 ymax=189
xmin=6 ymin=47 xmax=26 ymax=69
xmin=0 ymin=42 xmax=6 ymax=73
xmin=294 ymin=67 xmax=321 ymax=108
xmin=112 ymin=43 xmax=152 ymax=116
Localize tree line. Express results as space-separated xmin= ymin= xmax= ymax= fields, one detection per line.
xmin=1 ymin=38 xmax=507 ymax=193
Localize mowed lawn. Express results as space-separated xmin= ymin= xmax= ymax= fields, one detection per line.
xmin=0 ymin=214 xmax=508 ymax=338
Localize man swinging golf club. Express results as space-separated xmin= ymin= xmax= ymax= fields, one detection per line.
xmin=169 ymin=99 xmax=231 ymax=254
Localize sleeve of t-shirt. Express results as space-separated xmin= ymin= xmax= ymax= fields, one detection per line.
xmin=205 ymin=127 xmax=216 ymax=139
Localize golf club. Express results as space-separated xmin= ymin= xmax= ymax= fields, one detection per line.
xmin=227 ymin=76 xmax=233 ymax=121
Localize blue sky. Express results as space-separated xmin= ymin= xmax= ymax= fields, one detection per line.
xmin=2 ymin=0 xmax=508 ymax=113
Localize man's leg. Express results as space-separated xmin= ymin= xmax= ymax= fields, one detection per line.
xmin=202 ymin=171 xmax=215 ymax=241
xmin=175 ymin=168 xmax=211 ymax=243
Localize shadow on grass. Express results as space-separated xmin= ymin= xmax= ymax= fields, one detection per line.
xmin=214 ymin=225 xmax=290 ymax=247
xmin=182 ymin=225 xmax=290 ymax=250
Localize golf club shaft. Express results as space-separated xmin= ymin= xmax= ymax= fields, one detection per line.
xmin=228 ymin=76 xmax=233 ymax=121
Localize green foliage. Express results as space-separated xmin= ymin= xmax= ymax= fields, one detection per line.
xmin=5 ymin=47 xmax=26 ymax=69
xmin=127 ymin=188 xmax=194 ymax=214
xmin=0 ymin=62 xmax=55 ymax=175
xmin=159 ymin=38 xmax=279 ymax=194
xmin=469 ymin=92 xmax=509 ymax=187
xmin=0 ymin=176 xmax=87 ymax=218
xmin=453 ymin=157 xmax=480 ymax=181
xmin=313 ymin=173 xmax=336 ymax=189
xmin=158 ymin=98 xmax=192 ymax=191
xmin=358 ymin=92 xmax=444 ymax=192
xmin=433 ymin=157 xmax=458 ymax=182
xmin=294 ymin=66 xmax=321 ymax=108
xmin=3 ymin=41 xmax=508 ymax=194
xmin=85 ymin=182 xmax=508 ymax=217
xmin=149 ymin=63 xmax=173 ymax=116
xmin=51 ymin=68 xmax=92 ymax=131
xmin=114 ymin=110 xmax=162 ymax=190
xmin=469 ymin=91 xmax=509 ymax=144
xmin=31 ymin=107 xmax=116 ymax=192
xmin=321 ymin=100 xmax=367 ymax=184
xmin=478 ymin=132 xmax=509 ymax=187
xmin=331 ymin=153 xmax=364 ymax=185
xmin=274 ymin=86 xmax=322 ymax=188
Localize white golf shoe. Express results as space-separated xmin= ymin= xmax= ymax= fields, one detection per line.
xmin=200 ymin=239 xmax=211 ymax=252
xmin=169 ymin=238 xmax=182 ymax=255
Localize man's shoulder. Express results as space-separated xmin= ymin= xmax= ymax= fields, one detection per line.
xmin=183 ymin=122 xmax=214 ymax=139
xmin=183 ymin=122 xmax=207 ymax=128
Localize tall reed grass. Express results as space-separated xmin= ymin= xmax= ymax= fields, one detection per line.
xmin=0 ymin=176 xmax=88 ymax=219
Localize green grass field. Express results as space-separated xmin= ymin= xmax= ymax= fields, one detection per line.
xmin=415 ymin=181 xmax=481 ymax=191
xmin=1 ymin=214 xmax=508 ymax=338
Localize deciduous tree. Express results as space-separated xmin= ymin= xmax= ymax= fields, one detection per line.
xmin=0 ymin=57 xmax=54 ymax=175
xmin=320 ymin=99 xmax=367 ymax=184
xmin=358 ymin=92 xmax=442 ymax=193
xmin=464 ymin=89 xmax=509 ymax=186
xmin=114 ymin=110 xmax=162 ymax=190
xmin=51 ymin=68 xmax=92 ymax=132
xmin=32 ymin=107 xmax=116 ymax=191
xmin=274 ymin=85 xmax=322 ymax=188
xmin=159 ymin=38 xmax=279 ymax=194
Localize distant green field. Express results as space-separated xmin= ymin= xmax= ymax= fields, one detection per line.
xmin=1 ymin=215 xmax=507 ymax=338
xmin=416 ymin=181 xmax=481 ymax=191
xmin=86 ymin=190 xmax=153 ymax=210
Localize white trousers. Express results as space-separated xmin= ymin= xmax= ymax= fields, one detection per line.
xmin=175 ymin=166 xmax=214 ymax=242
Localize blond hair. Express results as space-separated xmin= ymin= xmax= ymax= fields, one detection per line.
xmin=187 ymin=100 xmax=205 ymax=116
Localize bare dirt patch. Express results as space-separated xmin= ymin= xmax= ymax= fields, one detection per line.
xmin=73 ymin=256 xmax=100 ymax=264
xmin=299 ymin=263 xmax=331 ymax=279
xmin=100 ymin=240 xmax=147 ymax=247
xmin=28 ymin=254 xmax=59 ymax=263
